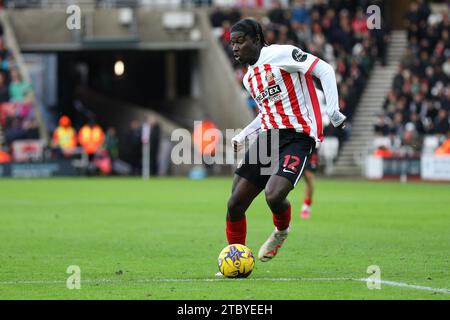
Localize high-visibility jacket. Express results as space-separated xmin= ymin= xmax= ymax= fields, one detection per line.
xmin=435 ymin=139 xmax=450 ymax=156
xmin=193 ymin=120 xmax=218 ymax=156
xmin=52 ymin=126 xmax=77 ymax=150
xmin=374 ymin=147 xmax=393 ymax=158
xmin=0 ymin=150 xmax=11 ymax=163
xmin=78 ymin=124 xmax=105 ymax=155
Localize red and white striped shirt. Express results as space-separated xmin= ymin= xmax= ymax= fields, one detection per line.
xmin=242 ymin=44 xmax=339 ymax=143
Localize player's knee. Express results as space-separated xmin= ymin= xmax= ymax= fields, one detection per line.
xmin=264 ymin=189 xmax=285 ymax=209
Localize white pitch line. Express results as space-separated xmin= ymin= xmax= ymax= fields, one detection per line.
xmin=0 ymin=277 xmax=449 ymax=294
xmin=355 ymin=278 xmax=450 ymax=294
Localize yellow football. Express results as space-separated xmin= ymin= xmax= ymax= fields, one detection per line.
xmin=217 ymin=244 xmax=255 ymax=278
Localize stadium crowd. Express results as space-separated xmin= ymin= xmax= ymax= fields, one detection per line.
xmin=211 ymin=0 xmax=387 ymax=142
xmin=0 ymin=22 xmax=40 ymax=163
xmin=374 ymin=0 xmax=450 ymax=157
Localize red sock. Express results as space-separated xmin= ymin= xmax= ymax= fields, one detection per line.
xmin=226 ymin=216 xmax=247 ymax=245
xmin=304 ymin=197 xmax=312 ymax=206
xmin=272 ymin=205 xmax=291 ymax=231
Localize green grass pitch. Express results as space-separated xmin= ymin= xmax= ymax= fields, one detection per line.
xmin=0 ymin=177 xmax=449 ymax=300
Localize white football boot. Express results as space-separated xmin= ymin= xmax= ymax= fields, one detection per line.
xmin=258 ymin=227 xmax=290 ymax=262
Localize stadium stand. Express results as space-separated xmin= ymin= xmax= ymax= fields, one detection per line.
xmin=0 ymin=19 xmax=41 ymax=162
xmin=374 ymin=1 xmax=449 ymax=157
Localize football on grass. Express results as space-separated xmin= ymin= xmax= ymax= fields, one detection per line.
xmin=218 ymin=244 xmax=255 ymax=278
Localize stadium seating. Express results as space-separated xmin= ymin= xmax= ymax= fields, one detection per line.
xmin=0 ymin=20 xmax=41 ymax=162
xmin=376 ymin=2 xmax=449 ymax=156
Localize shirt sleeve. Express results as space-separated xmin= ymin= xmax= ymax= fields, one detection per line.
xmin=311 ymin=59 xmax=338 ymax=114
xmin=232 ymin=114 xmax=262 ymax=144
xmin=310 ymin=59 xmax=346 ymax=127
xmin=277 ymin=45 xmax=320 ymax=75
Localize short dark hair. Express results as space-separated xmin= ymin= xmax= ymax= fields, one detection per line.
xmin=231 ymin=18 xmax=268 ymax=47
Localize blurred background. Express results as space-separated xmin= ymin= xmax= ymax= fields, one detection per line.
xmin=0 ymin=0 xmax=448 ymax=182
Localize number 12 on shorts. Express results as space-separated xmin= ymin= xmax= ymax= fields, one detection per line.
xmin=283 ymin=155 xmax=300 ymax=172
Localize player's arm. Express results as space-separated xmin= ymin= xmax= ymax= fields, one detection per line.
xmin=231 ymin=114 xmax=261 ymax=152
xmin=310 ymin=60 xmax=346 ymax=128
xmin=280 ymin=46 xmax=346 ymax=128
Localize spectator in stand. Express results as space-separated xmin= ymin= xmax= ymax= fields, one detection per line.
xmin=435 ymin=109 xmax=450 ymax=135
xmin=22 ymin=118 xmax=39 ymax=140
xmin=210 ymin=5 xmax=227 ymax=28
xmin=321 ymin=7 xmax=338 ymax=41
xmin=0 ymin=55 xmax=8 ymax=72
xmin=409 ymin=93 xmax=425 ymax=115
xmin=124 ymin=120 xmax=142 ymax=175
xmin=4 ymin=117 xmax=24 ymax=145
xmin=333 ymin=10 xmax=355 ymax=54
xmin=9 ymin=68 xmax=32 ymax=103
xmin=104 ymin=127 xmax=119 ymax=160
xmin=352 ymin=7 xmax=368 ymax=41
xmin=405 ymin=1 xmax=421 ymax=41
xmin=417 ymin=0 xmax=431 ymax=26
xmin=407 ymin=112 xmax=425 ymax=135
xmin=0 ymin=72 xmax=9 ymax=102
xmin=401 ymin=123 xmax=422 ymax=156
xmin=383 ymin=90 xmax=397 ymax=118
xmin=0 ymin=38 xmax=8 ymax=61
xmin=292 ymin=20 xmax=312 ymax=48
xmin=268 ymin=0 xmax=289 ymax=26
xmin=374 ymin=114 xmax=390 ymax=136
xmin=291 ymin=0 xmax=311 ymax=25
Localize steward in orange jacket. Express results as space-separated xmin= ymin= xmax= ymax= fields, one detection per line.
xmin=435 ymin=139 xmax=450 ymax=156
xmin=78 ymin=123 xmax=105 ymax=155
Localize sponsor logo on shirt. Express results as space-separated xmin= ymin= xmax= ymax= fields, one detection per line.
xmin=255 ymin=84 xmax=282 ymax=104
xmin=292 ymin=49 xmax=307 ymax=62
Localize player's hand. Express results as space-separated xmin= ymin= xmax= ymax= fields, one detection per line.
xmin=330 ymin=110 xmax=347 ymax=129
xmin=337 ymin=121 xmax=347 ymax=130
xmin=231 ymin=138 xmax=244 ymax=153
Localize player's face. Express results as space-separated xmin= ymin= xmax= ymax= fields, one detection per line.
xmin=230 ymin=31 xmax=259 ymax=65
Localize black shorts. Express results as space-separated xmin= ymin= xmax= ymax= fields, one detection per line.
xmin=305 ymin=148 xmax=319 ymax=172
xmin=235 ymin=129 xmax=315 ymax=189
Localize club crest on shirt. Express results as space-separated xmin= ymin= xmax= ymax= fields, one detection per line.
xmin=265 ymin=71 xmax=275 ymax=82
xmin=292 ymin=49 xmax=307 ymax=62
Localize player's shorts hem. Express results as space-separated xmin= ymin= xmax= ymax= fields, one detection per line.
xmin=235 ymin=169 xmax=267 ymax=190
